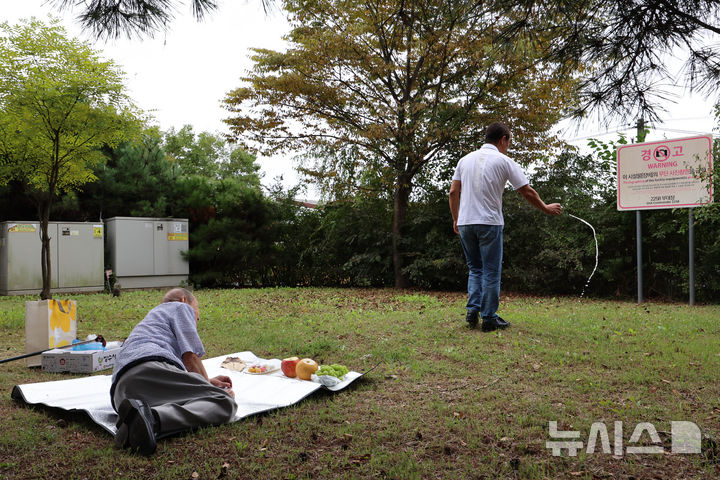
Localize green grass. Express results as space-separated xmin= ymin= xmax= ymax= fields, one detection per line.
xmin=1 ymin=288 xmax=719 ymax=479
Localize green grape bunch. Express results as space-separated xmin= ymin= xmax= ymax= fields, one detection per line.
xmin=316 ymin=364 xmax=349 ymax=378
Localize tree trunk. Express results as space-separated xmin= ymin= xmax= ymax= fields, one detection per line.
xmin=38 ymin=200 xmax=52 ymax=300
xmin=392 ymin=174 xmax=412 ymax=288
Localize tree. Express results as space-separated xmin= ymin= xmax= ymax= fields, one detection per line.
xmin=499 ymin=0 xmax=720 ymax=120
xmin=224 ymin=0 xmax=575 ymax=287
xmin=72 ymin=125 xmax=262 ymax=222
xmin=49 ymin=0 xmax=273 ymax=39
xmin=0 ymin=18 xmax=140 ymax=299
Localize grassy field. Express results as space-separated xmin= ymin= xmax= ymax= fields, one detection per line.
xmin=0 ymin=288 xmax=718 ymax=480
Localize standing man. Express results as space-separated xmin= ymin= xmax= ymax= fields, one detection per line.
xmin=449 ymin=122 xmax=562 ymax=331
xmin=111 ymin=288 xmax=237 ymax=455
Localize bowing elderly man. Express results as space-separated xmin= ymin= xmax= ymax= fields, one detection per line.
xmin=111 ymin=288 xmax=237 ymax=455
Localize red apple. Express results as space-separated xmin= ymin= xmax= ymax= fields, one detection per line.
xmin=281 ymin=356 xmax=300 ymax=378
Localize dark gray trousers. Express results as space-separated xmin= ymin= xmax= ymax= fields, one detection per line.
xmin=113 ymin=361 xmax=237 ymax=438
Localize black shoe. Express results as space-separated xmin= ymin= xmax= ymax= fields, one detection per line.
xmin=481 ymin=316 xmax=510 ymax=332
xmin=466 ymin=310 xmax=479 ymax=328
xmin=115 ymin=399 xmax=158 ymax=456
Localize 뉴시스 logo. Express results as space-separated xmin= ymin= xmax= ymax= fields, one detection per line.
xmin=546 ymin=421 xmax=702 ymax=456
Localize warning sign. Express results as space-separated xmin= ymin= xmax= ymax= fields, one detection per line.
xmin=167 ymin=233 xmax=188 ymax=241
xmin=93 ymin=225 xmax=103 ymax=238
xmin=7 ymin=224 xmax=37 ymax=233
xmin=617 ymin=135 xmax=713 ymax=210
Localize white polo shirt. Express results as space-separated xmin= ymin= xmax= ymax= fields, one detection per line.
xmin=452 ymin=144 xmax=529 ymax=226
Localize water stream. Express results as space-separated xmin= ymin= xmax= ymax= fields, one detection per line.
xmin=568 ymin=214 xmax=598 ymax=299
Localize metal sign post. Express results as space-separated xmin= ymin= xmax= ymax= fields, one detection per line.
xmin=636 ymin=211 xmax=643 ymax=304
xmin=689 ymin=208 xmax=695 ymax=306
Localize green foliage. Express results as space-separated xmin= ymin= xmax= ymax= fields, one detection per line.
xmin=164 ymin=125 xmax=261 ymax=184
xmin=297 ymin=198 xmax=393 ymax=287
xmin=502 ymin=149 xmax=627 ymax=296
xmin=77 ymin=127 xmax=178 ymax=220
xmin=682 ymin=134 xmax=720 ymax=297
xmin=166 ymin=138 xmax=720 ymax=300
xmin=0 ymin=181 xmax=35 ymax=220
xmin=402 ymin=194 xmax=466 ymax=290
xmin=182 ymin=177 xmax=279 ymax=287
xmin=0 ymin=18 xmax=140 ymax=195
xmin=72 ymin=126 xmax=262 ymax=222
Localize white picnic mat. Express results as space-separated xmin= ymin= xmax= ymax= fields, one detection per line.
xmin=11 ymin=351 xmax=364 ymax=435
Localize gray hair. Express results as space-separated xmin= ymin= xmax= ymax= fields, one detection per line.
xmin=162 ymin=287 xmax=196 ymax=305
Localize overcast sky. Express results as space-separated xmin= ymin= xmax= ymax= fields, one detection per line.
xmin=2 ymin=1 xmax=717 ymax=197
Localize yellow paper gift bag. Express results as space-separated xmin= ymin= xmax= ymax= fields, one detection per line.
xmin=25 ymin=299 xmax=77 ymax=367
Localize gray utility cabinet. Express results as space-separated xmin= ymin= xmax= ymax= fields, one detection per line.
xmin=0 ymin=221 xmax=104 ymax=296
xmin=105 ymin=217 xmax=189 ymax=289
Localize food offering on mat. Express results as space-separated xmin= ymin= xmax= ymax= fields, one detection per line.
xmin=281 ymin=357 xmax=300 ymax=378
xmin=316 ymin=364 xmax=349 ymax=379
xmin=245 ymin=363 xmax=279 ymax=375
xmin=295 ymin=358 xmax=319 ymax=380
xmin=221 ymin=357 xmax=247 ymax=373
xmin=312 ymin=363 xmax=350 ymax=387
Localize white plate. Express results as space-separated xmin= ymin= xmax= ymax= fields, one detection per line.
xmin=243 ymin=364 xmax=279 ymax=375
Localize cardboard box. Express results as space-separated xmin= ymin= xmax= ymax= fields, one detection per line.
xmin=41 ymin=349 xmax=71 ymax=373
xmin=41 ymin=341 xmax=123 ymax=373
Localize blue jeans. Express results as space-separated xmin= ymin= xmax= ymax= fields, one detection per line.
xmin=458 ymin=225 xmax=503 ymax=321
